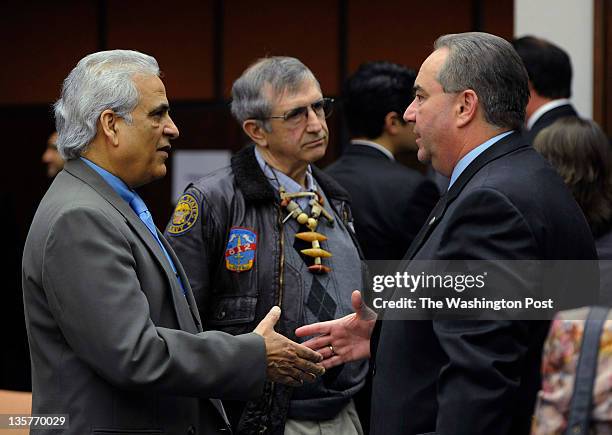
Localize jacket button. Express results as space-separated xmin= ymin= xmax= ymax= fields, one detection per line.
xmin=187 ymin=425 xmax=196 ymax=435
xmin=217 ymin=310 xmax=226 ymax=320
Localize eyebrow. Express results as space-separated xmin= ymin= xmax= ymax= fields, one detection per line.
xmin=413 ymin=85 xmax=425 ymax=94
xmin=148 ymin=103 xmax=169 ymax=116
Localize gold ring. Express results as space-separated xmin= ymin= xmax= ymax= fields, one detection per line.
xmin=328 ymin=345 xmax=335 ymax=356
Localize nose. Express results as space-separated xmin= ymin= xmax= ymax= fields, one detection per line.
xmin=305 ymin=106 xmax=323 ymax=133
xmin=164 ymin=116 xmax=180 ymax=139
xmin=42 ymin=149 xmax=52 ymax=163
xmin=404 ymin=99 xmax=417 ymax=123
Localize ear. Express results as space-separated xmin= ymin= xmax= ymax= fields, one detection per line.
xmin=456 ymin=89 xmax=478 ymax=128
xmin=383 ymin=112 xmax=403 ymax=135
xmin=242 ymin=120 xmax=269 ymax=147
xmin=99 ymin=109 xmax=120 ymax=146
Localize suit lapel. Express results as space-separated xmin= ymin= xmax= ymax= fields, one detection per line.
xmin=64 ymin=159 xmax=199 ymax=333
xmin=404 ymin=194 xmax=448 ymax=259
xmin=404 ymin=132 xmax=529 ymax=260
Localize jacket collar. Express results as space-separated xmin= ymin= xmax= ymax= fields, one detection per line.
xmin=231 ymin=144 xmax=352 ymax=204
xmin=63 ymin=158 xmax=200 ymax=334
xmin=405 ymin=131 xmax=529 ymax=259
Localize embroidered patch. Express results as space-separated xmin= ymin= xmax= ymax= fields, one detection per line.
xmin=225 ymin=227 xmax=257 ymax=272
xmin=167 ymin=193 xmax=199 ymax=235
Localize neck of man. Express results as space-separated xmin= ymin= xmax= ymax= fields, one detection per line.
xmin=259 ymin=147 xmax=309 ymax=188
xmin=81 ymin=144 xmax=132 ymax=188
xmin=449 ymin=124 xmax=512 ymax=172
xmin=526 ymin=92 xmax=553 ymax=121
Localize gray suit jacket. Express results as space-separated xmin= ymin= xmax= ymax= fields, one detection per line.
xmin=22 ymin=159 xmax=267 ymax=435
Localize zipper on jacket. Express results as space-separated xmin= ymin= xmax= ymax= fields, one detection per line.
xmin=262 ymin=205 xmax=287 ymax=434
xmin=277 ymin=205 xmax=285 ymax=309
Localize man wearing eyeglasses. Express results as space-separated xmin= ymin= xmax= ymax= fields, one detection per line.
xmin=165 ymin=57 xmax=367 ymax=435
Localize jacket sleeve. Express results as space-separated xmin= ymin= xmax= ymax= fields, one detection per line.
xmin=164 ymin=186 xmax=219 ymax=316
xmin=432 ymin=187 xmax=537 ymax=435
xmin=43 ymin=204 xmax=266 ymax=400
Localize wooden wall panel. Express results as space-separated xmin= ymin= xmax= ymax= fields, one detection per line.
xmin=594 ymin=0 xmax=611 ymax=136
xmin=106 ymin=0 xmax=215 ymax=100
xmin=482 ymin=0 xmax=514 ymax=40
xmin=223 ymin=0 xmax=339 ymax=97
xmin=0 ymin=2 xmax=98 ymax=104
xmin=346 ymin=0 xmax=472 ymax=74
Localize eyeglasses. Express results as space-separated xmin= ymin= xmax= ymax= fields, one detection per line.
xmin=262 ymin=98 xmax=334 ymax=126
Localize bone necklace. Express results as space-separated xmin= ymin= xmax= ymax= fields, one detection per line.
xmin=279 ymin=186 xmax=335 ymax=274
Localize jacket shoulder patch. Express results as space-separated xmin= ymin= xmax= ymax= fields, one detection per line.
xmin=167 ymin=193 xmax=199 ymax=235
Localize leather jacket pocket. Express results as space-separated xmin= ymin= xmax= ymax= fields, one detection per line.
xmin=207 ymin=295 xmax=258 ymax=334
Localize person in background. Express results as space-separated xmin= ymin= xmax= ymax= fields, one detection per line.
xmin=326 ymin=61 xmax=439 ymax=261
xmin=534 ymin=116 xmax=612 ymax=302
xmin=41 ymin=131 xmax=64 ymax=178
xmin=512 ymin=36 xmax=578 ymax=143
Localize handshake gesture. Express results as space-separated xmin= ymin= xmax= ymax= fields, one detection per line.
xmin=253 ymin=306 xmax=325 ymax=387
xmin=253 ymin=290 xmax=377 ymax=388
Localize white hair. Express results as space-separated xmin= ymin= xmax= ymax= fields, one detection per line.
xmin=53 ymin=49 xmax=159 ymax=159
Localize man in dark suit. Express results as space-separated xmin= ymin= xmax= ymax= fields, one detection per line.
xmin=22 ymin=49 xmax=323 ymax=435
xmin=513 ymin=36 xmax=578 ymax=142
xmin=296 ymin=32 xmax=597 ymax=435
xmin=326 ymin=61 xmax=439 ymax=261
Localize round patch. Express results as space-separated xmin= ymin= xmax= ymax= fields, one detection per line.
xmin=167 ymin=193 xmax=199 ymax=235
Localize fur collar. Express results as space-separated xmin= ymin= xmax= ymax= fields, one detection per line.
xmin=231 ymin=145 xmax=351 ymax=204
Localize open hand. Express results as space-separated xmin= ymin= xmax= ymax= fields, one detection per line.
xmin=295 ymin=290 xmax=376 ymax=369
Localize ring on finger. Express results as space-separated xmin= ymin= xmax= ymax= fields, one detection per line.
xmin=328 ymin=344 xmax=336 ymax=356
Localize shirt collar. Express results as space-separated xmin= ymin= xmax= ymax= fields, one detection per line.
xmin=350 ymin=139 xmax=395 ymax=161
xmin=80 ymin=157 xmax=135 ymax=204
xmin=448 ymin=130 xmax=514 ymax=190
xmin=527 ymin=98 xmax=572 ymax=130
xmin=253 ymin=146 xmax=316 ymax=194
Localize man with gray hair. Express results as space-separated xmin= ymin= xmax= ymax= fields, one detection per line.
xmin=22 ymin=50 xmax=324 ymax=435
xmin=166 ymin=57 xmax=367 ymax=434
xmin=296 ymin=32 xmax=597 ymax=434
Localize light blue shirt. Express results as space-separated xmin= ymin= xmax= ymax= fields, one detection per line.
xmin=81 ymin=158 xmax=185 ymax=293
xmin=254 ymin=147 xmax=317 ymax=209
xmin=448 ymin=131 xmax=514 ymax=190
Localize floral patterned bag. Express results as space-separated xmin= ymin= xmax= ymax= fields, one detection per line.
xmin=532 ymin=306 xmax=612 ymax=435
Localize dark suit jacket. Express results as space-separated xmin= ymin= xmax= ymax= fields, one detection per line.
xmin=525 ymin=103 xmax=578 ymax=143
xmin=370 ymin=132 xmax=597 ymax=435
xmin=22 ymin=159 xmax=267 ymax=435
xmin=326 ymin=144 xmax=439 ymax=260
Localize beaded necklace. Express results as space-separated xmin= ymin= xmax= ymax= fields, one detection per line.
xmin=264 ymin=162 xmax=335 ymax=274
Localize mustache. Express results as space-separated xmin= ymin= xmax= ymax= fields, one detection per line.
xmin=304 ymin=135 xmax=327 ymax=145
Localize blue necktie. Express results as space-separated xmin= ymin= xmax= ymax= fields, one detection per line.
xmin=130 ymin=194 xmax=186 ymax=295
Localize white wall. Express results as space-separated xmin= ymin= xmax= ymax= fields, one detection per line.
xmin=514 ymin=0 xmax=593 ymax=118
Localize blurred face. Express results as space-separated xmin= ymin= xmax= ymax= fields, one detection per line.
xmin=114 ymin=74 xmax=179 ymax=188
xmin=395 ymin=119 xmax=419 ymax=152
xmin=42 ymin=132 xmax=64 ymax=178
xmin=404 ymin=48 xmax=461 ymax=177
xmin=259 ymin=79 xmax=329 ymax=175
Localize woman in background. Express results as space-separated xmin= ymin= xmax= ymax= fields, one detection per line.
xmin=534 ymin=116 xmax=612 ymax=302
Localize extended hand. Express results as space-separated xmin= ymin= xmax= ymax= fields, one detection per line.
xmin=254 ymin=306 xmax=325 ymax=387
xmin=295 ymin=290 xmax=376 ymax=369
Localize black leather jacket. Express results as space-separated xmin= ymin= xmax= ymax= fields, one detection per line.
xmin=165 ymin=145 xmax=364 ymax=434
